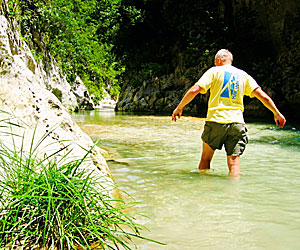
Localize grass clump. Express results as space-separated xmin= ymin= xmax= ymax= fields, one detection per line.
xmin=0 ymin=127 xmax=159 ymax=249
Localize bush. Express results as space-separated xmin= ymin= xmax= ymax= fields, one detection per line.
xmin=5 ymin=0 xmax=141 ymax=104
xmin=0 ymin=121 xmax=162 ymax=249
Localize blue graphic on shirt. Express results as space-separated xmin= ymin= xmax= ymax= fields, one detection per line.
xmin=220 ymin=71 xmax=240 ymax=99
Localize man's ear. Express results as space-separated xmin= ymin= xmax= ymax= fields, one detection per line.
xmin=215 ymin=57 xmax=223 ymax=66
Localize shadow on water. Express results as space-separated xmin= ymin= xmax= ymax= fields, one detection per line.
xmin=247 ymin=123 xmax=300 ymax=147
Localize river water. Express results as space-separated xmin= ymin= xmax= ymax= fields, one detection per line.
xmin=72 ymin=111 xmax=300 ymax=250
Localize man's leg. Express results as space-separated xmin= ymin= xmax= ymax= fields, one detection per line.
xmin=198 ymin=142 xmax=215 ymax=170
xmin=227 ymin=155 xmax=240 ymax=176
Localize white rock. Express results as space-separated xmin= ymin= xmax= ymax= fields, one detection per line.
xmin=0 ymin=15 xmax=113 ymax=191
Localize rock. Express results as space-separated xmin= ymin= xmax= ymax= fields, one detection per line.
xmin=115 ymin=85 xmax=137 ymax=111
xmin=40 ymin=59 xmax=78 ymax=111
xmin=72 ymin=76 xmax=95 ymax=110
xmin=97 ymin=89 xmax=117 ymax=110
xmin=0 ymin=15 xmax=113 ymax=190
xmin=0 ymin=10 xmax=96 ymax=113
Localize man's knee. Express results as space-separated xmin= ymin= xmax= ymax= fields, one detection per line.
xmin=227 ymin=155 xmax=240 ymax=164
xmin=227 ymin=155 xmax=241 ymax=176
xmin=227 ymin=155 xmax=240 ymax=170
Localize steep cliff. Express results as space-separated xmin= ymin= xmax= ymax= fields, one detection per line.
xmin=0 ymin=11 xmax=112 ymax=186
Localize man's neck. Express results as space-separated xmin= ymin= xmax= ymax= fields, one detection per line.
xmin=220 ymin=61 xmax=232 ymax=66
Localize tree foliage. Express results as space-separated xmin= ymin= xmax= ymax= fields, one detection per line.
xmin=6 ymin=0 xmax=298 ymax=117
xmin=111 ymin=0 xmax=230 ymax=86
xmin=6 ymin=0 xmax=141 ymax=103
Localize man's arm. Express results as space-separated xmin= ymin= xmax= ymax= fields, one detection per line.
xmin=172 ymin=85 xmax=202 ymax=122
xmin=252 ymin=87 xmax=286 ymax=128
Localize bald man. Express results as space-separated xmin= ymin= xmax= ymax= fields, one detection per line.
xmin=172 ymin=49 xmax=286 ymax=176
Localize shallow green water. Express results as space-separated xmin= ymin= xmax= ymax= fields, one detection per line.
xmin=72 ymin=111 xmax=300 ymax=250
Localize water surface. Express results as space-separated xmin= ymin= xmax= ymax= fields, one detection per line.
xmin=72 ymin=111 xmax=300 ymax=250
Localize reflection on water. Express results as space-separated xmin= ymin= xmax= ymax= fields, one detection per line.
xmin=72 ymin=110 xmax=300 ymax=250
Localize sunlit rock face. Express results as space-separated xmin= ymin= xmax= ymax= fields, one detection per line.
xmin=72 ymin=76 xmax=95 ymax=110
xmin=0 ymin=15 xmax=79 ymax=111
xmin=0 ymin=14 xmax=111 ymax=183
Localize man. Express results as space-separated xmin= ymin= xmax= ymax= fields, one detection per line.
xmin=172 ymin=49 xmax=286 ymax=176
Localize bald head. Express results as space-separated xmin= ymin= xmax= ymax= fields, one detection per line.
xmin=215 ymin=49 xmax=233 ymax=66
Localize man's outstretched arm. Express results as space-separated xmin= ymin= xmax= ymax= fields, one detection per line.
xmin=172 ymin=85 xmax=202 ymax=122
xmin=252 ymin=87 xmax=286 ymax=128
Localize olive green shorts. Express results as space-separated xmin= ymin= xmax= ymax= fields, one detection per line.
xmin=201 ymin=121 xmax=248 ymax=156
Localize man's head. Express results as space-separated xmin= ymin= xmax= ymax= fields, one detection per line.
xmin=215 ymin=49 xmax=233 ymax=66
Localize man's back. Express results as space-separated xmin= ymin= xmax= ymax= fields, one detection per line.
xmin=172 ymin=49 xmax=286 ymax=176
xmin=195 ymin=65 xmax=259 ymax=123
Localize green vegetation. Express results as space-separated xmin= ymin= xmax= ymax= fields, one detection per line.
xmin=5 ymin=0 xmax=141 ymax=103
xmin=0 ymin=119 xmax=162 ymax=249
xmin=3 ymin=0 xmax=241 ymax=102
xmin=4 ymin=0 xmax=274 ymax=101
xmin=4 ymin=0 xmax=299 ymax=118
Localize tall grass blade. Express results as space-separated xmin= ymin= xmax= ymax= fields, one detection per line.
xmin=0 ymin=113 xmax=164 ymax=249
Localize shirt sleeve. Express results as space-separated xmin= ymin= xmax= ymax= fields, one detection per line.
xmin=195 ymin=68 xmax=214 ymax=94
xmin=244 ymin=73 xmax=260 ymax=98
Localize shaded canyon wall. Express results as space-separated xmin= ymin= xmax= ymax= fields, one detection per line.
xmin=116 ymin=0 xmax=300 ymax=122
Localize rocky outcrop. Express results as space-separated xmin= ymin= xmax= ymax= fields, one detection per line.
xmin=97 ymin=89 xmax=117 ymax=110
xmin=116 ymin=66 xmax=209 ymax=116
xmin=0 ymin=1 xmax=94 ymax=112
xmin=72 ymin=76 xmax=95 ymax=110
xmin=0 ymin=14 xmax=112 ymax=187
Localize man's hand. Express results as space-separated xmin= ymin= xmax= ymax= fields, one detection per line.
xmin=274 ymin=113 xmax=286 ymax=128
xmin=172 ymin=107 xmax=182 ymax=122
xmin=252 ymin=88 xmax=286 ymax=128
xmin=171 ymin=85 xmax=201 ymax=122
